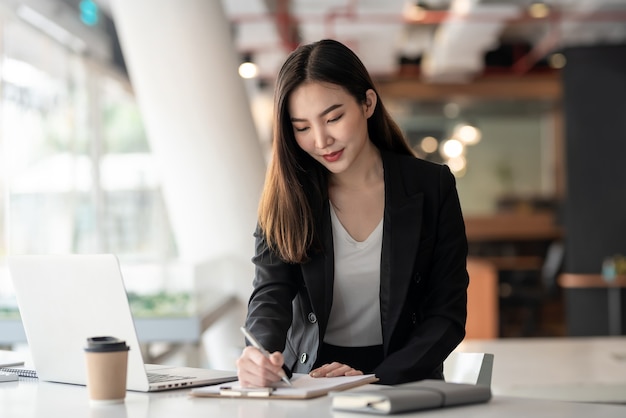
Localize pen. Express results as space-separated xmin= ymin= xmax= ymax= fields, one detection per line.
xmin=240 ymin=326 xmax=292 ymax=386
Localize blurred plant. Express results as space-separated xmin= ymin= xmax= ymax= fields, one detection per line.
xmin=615 ymin=255 xmax=626 ymax=275
xmin=602 ymin=254 xmax=626 ymax=282
xmin=127 ymin=291 xmax=192 ymax=317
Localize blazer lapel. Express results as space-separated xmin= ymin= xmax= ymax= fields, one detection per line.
xmin=301 ymin=200 xmax=334 ymax=336
xmin=380 ymin=152 xmax=424 ymax=354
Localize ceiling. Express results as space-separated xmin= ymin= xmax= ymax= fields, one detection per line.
xmin=222 ymin=0 xmax=626 ymax=83
xmin=5 ymin=0 xmax=626 ymax=85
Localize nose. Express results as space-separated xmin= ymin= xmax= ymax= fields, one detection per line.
xmin=313 ymin=126 xmax=333 ymax=150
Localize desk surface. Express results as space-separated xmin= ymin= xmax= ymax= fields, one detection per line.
xmin=458 ymin=336 xmax=626 ymax=403
xmin=464 ymin=212 xmax=563 ymax=242
xmin=0 ymin=378 xmax=625 ymax=418
xmin=559 ymin=273 xmax=626 ymax=288
xmin=3 ymin=337 xmax=626 ymax=417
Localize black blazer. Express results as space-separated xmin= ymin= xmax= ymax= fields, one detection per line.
xmin=245 ymin=151 xmax=469 ymax=385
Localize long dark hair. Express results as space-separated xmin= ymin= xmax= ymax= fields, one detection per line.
xmin=258 ymin=39 xmax=414 ymax=263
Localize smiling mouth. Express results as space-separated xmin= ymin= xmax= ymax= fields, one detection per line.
xmin=323 ymin=150 xmax=343 ymax=162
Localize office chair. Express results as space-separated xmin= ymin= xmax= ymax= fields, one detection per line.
xmin=444 ymin=352 xmax=495 ymax=388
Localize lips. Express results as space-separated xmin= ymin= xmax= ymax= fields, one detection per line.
xmin=322 ymin=150 xmax=343 ymax=162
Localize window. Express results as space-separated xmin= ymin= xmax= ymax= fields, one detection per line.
xmin=0 ymin=13 xmax=176 ymax=305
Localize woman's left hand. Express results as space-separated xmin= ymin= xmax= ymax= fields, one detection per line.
xmin=309 ymin=362 xmax=363 ymax=378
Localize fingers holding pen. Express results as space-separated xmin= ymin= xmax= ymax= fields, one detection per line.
xmin=236 ymin=346 xmax=286 ymax=387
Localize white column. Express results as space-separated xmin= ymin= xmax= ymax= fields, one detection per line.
xmin=111 ymin=0 xmax=266 ymax=369
xmin=109 ymin=0 xmax=265 ymax=267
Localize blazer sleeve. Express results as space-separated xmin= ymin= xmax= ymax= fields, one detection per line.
xmin=244 ymin=226 xmax=301 ymax=353
xmin=374 ymin=164 xmax=468 ymax=384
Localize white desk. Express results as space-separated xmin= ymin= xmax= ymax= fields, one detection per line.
xmin=457 ymin=336 xmax=626 ymax=403
xmin=0 ymin=378 xmax=625 ymax=418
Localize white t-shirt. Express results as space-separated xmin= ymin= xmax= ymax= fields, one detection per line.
xmin=324 ymin=204 xmax=383 ymax=347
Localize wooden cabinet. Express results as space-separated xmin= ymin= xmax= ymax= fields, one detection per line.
xmin=464 ymin=212 xmax=565 ymax=337
xmin=465 ymin=258 xmax=498 ymax=339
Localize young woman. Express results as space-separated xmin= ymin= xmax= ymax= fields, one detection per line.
xmin=236 ymin=39 xmax=468 ymax=386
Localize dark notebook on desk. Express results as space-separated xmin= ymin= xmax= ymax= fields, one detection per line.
xmin=331 ymin=380 xmax=492 ymax=414
xmin=8 ymin=254 xmax=238 ymax=392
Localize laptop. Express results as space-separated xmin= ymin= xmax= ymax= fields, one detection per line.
xmin=7 ymin=254 xmax=238 ymax=392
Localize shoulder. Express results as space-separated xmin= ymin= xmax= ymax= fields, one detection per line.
xmin=382 ymin=151 xmax=454 ymax=186
xmin=383 ymin=149 xmax=445 ymax=169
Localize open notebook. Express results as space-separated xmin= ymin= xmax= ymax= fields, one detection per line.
xmin=190 ymin=373 xmax=379 ymax=399
xmin=8 ymin=254 xmax=238 ymax=392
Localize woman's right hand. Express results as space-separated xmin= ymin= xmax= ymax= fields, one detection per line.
xmin=236 ymin=346 xmax=287 ymax=387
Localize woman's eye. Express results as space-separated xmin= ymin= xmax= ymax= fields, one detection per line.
xmin=328 ymin=114 xmax=342 ymax=123
xmin=294 ymin=126 xmax=309 ymax=133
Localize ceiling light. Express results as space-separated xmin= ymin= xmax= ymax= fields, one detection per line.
xmin=238 ymin=53 xmax=258 ymax=79
xmin=441 ymin=139 xmax=464 ymax=159
xmin=453 ymin=124 xmax=482 ymax=145
xmin=420 ymin=136 xmax=439 ymax=153
xmin=238 ymin=62 xmax=258 ymax=79
xmin=548 ymin=53 xmax=566 ymax=69
xmin=403 ymin=1 xmax=428 ymax=22
xmin=528 ymin=2 xmax=550 ymax=19
xmin=447 ymin=156 xmax=467 ymax=175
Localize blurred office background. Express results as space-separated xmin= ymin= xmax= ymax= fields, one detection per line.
xmin=0 ymin=0 xmax=625 ymax=369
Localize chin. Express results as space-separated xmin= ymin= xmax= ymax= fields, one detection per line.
xmin=326 ymin=164 xmax=348 ymax=174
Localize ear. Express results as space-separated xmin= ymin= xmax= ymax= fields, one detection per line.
xmin=363 ymin=89 xmax=377 ymax=118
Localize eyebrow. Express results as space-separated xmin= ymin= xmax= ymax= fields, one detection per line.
xmin=290 ymin=103 xmax=343 ymax=122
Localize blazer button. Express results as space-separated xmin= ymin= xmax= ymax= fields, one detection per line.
xmin=307 ymin=312 xmax=317 ymax=324
xmin=411 ymin=312 xmax=417 ymax=324
xmin=300 ymin=352 xmax=308 ymax=364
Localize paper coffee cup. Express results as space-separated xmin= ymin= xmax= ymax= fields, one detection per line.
xmin=85 ymin=336 xmax=130 ymax=404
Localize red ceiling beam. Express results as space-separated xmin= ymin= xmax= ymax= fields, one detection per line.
xmin=511 ymin=27 xmax=562 ymax=75
xmin=230 ymin=10 xmax=626 ymax=25
xmin=275 ymin=0 xmax=299 ymax=51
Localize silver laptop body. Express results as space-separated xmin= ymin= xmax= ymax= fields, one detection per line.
xmin=8 ymin=254 xmax=237 ymax=392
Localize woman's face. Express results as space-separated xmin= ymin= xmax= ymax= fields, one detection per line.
xmin=288 ymin=82 xmax=376 ymax=174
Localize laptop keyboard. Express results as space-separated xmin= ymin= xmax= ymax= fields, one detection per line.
xmin=147 ymin=372 xmax=195 ymax=383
